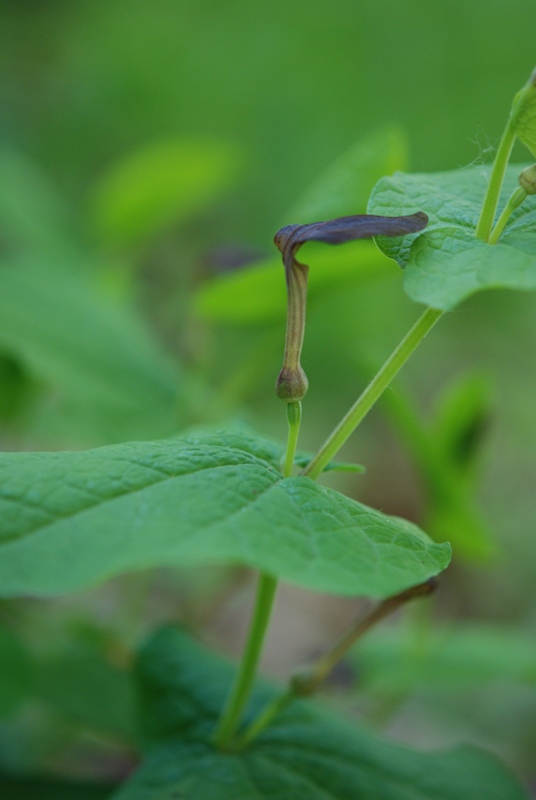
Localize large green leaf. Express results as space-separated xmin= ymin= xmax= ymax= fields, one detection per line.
xmin=0 ymin=255 xmax=181 ymax=440
xmin=368 ymin=164 xmax=536 ymax=309
xmin=110 ymin=627 xmax=528 ymax=800
xmin=0 ymin=430 xmax=449 ymax=598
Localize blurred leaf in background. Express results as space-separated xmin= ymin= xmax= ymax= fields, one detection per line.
xmin=89 ymin=139 xmax=242 ymax=251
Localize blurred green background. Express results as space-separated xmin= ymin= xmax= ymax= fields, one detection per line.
xmin=1 ymin=0 xmax=536 ymax=795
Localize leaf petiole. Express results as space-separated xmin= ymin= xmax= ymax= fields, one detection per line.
xmin=213 ymin=571 xmax=279 ymax=749
xmin=213 ymin=402 xmax=301 ymax=748
xmin=235 ymin=580 xmax=437 ymax=748
xmin=488 ymin=185 xmax=526 ymax=244
xmin=475 ymin=118 xmax=517 ymax=242
xmin=476 ymin=70 xmax=536 ymax=242
xmin=302 ymin=306 xmax=444 ymax=481
xmin=282 ymin=401 xmax=302 ymax=476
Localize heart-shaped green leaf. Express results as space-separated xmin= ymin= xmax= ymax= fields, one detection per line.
xmin=109 ymin=627 xmax=528 ymax=800
xmin=368 ymin=164 xmax=536 ymax=310
xmin=0 ymin=431 xmax=449 ymax=598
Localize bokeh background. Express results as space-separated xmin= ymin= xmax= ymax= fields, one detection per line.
xmin=1 ymin=0 xmax=536 ymax=795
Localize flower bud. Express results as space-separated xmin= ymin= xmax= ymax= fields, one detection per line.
xmin=518 ymin=164 xmax=536 ymax=195
xmin=275 ymin=365 xmax=309 ymax=402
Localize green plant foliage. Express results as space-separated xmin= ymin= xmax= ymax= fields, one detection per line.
xmin=293 ymin=454 xmax=365 ymax=473
xmin=0 ymin=354 xmax=36 ymax=423
xmin=378 ymin=376 xmax=494 ymax=561
xmin=424 ymin=372 xmax=495 ymax=560
xmin=368 ymin=164 xmax=536 ymax=309
xmin=0 ymin=627 xmax=33 ymax=718
xmin=36 ymin=643 xmax=136 ymax=740
xmin=109 ymin=627 xmax=528 ymax=800
xmin=0 ymin=254 xmax=181 ymax=441
xmin=0 ymin=431 xmax=449 ymax=598
xmin=354 ymin=623 xmax=536 ymax=692
xmin=194 ymin=241 xmax=386 ymax=324
xmin=0 ymin=148 xmax=77 ymax=257
xmin=431 ymin=372 xmax=492 ymax=476
xmin=511 ymin=73 xmax=536 ymax=157
xmin=90 ymin=139 xmax=242 ymax=249
xmin=287 ymin=127 xmax=408 ymax=223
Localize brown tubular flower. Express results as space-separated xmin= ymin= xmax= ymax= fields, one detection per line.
xmin=274 ymin=211 xmax=429 ymax=402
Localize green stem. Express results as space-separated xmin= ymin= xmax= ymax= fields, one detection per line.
xmin=213 ymin=572 xmax=278 ymax=748
xmin=282 ymin=401 xmax=302 ymax=476
xmin=235 ymin=690 xmax=294 ymax=749
xmin=302 ymin=306 xmax=444 ymax=481
xmin=213 ymin=401 xmax=301 ymax=748
xmin=236 ymin=580 xmax=436 ymax=746
xmin=489 ymin=185 xmax=526 ymax=244
xmin=475 ymin=119 xmax=517 ymax=242
xmin=291 ymin=580 xmax=436 ymax=697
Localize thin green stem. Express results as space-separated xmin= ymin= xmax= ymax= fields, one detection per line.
xmin=213 ymin=572 xmax=278 ymax=748
xmin=235 ymin=690 xmax=294 ymax=749
xmin=213 ymin=400 xmax=301 ymax=749
xmin=489 ymin=186 xmax=526 ymax=244
xmin=282 ymin=401 xmax=302 ymax=476
xmin=302 ymin=306 xmax=444 ymax=481
xmin=475 ymin=119 xmax=517 ymax=242
xmin=236 ymin=580 xmax=436 ymax=746
xmin=291 ymin=580 xmax=437 ymax=697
